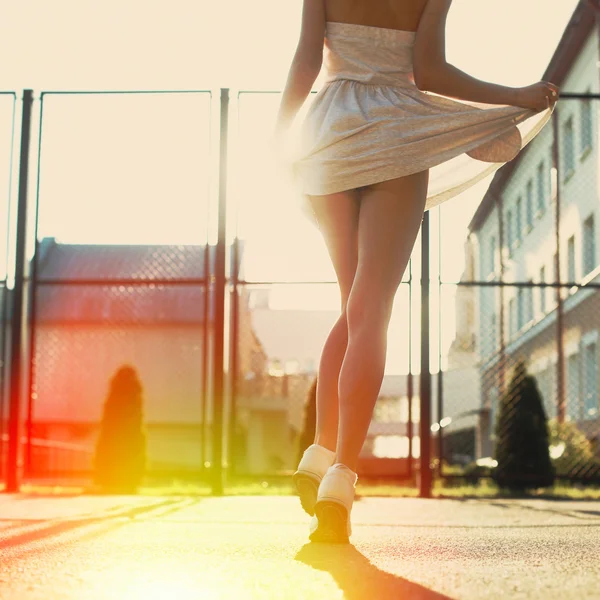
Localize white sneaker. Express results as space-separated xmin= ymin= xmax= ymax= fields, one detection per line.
xmin=309 ymin=463 xmax=358 ymax=544
xmin=292 ymin=444 xmax=336 ymax=516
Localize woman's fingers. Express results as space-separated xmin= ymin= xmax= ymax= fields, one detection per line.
xmin=545 ymin=81 xmax=559 ymax=97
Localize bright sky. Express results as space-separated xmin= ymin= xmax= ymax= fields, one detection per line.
xmin=0 ymin=0 xmax=582 ymax=372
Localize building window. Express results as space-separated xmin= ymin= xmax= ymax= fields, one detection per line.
xmin=539 ymin=266 xmax=546 ymax=314
xmin=583 ymin=215 xmax=596 ymax=276
xmin=550 ymin=152 xmax=558 ymax=198
xmin=580 ymin=92 xmax=593 ymax=155
xmin=527 ymin=280 xmax=534 ymax=324
xmin=489 ymin=236 xmax=497 ymax=275
xmin=537 ymin=161 xmax=546 ymax=212
xmin=268 ymin=359 xmax=285 ymax=376
xmin=567 ymin=235 xmax=576 ymax=283
xmin=563 ymin=116 xmax=575 ymax=179
xmin=285 ymin=360 xmax=299 ymax=374
xmin=489 ymin=387 xmax=499 ymax=440
xmin=509 ymin=297 xmax=516 ymax=338
xmin=303 ymin=358 xmax=316 ymax=373
xmin=583 ymin=341 xmax=599 ymax=419
xmin=515 ymin=197 xmax=522 ymax=241
xmin=567 ymin=352 xmax=581 ymax=422
xmin=536 ymin=368 xmax=552 ymax=418
xmin=517 ymin=287 xmax=524 ymax=331
xmin=526 ymin=180 xmax=534 ymax=228
xmin=506 ymin=210 xmax=513 ymax=252
xmin=548 ymin=364 xmax=558 ymax=420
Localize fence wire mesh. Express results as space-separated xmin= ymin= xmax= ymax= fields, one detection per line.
xmin=229 ymin=91 xmax=422 ymax=481
xmin=229 ymin=281 xmax=419 ymax=480
xmin=29 ymin=281 xmax=210 ymax=481
xmin=15 ymin=90 xmax=215 ymax=487
xmin=438 ymin=96 xmax=600 ymax=484
xmin=2 ymin=90 xmax=599 ymax=490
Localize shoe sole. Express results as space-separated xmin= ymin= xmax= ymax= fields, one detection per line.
xmin=292 ymin=471 xmax=320 ymax=516
xmin=309 ymin=500 xmax=350 ymax=544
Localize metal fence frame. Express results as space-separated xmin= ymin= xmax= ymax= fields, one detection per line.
xmin=4 ymin=89 xmax=599 ymax=494
xmin=0 ymin=91 xmax=18 ymax=484
xmin=1 ymin=89 xmax=227 ymax=493
xmin=0 ymin=86 xmax=452 ymax=498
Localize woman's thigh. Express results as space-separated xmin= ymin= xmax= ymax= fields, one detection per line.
xmin=308 ymin=190 xmax=361 ymax=308
xmin=348 ymin=171 xmax=430 ymax=324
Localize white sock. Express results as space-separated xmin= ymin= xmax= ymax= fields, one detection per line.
xmin=330 ymin=462 xmax=358 ymax=485
xmin=308 ymin=444 xmax=336 ymax=461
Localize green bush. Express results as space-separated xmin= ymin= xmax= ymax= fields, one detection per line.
xmin=93 ymin=365 xmax=147 ymax=493
xmin=463 ymin=458 xmax=498 ymax=485
xmin=548 ymin=419 xmax=593 ymax=477
xmin=494 ymin=360 xmax=555 ymax=492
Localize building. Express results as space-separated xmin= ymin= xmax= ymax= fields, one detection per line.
xmin=468 ymin=0 xmax=600 ymax=458
xmin=441 ymin=237 xmax=482 ymax=465
xmin=4 ymin=236 xmax=464 ymax=480
xmin=249 ymin=295 xmax=429 ymax=477
xmin=1 ymin=237 xmax=270 ymax=480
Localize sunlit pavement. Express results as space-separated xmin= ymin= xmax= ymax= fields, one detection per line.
xmin=0 ymin=494 xmax=599 ymax=599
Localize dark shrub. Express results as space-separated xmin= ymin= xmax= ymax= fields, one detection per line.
xmin=579 ymin=458 xmax=600 ymax=483
xmin=93 ymin=365 xmax=147 ymax=493
xmin=493 ymin=360 xmax=555 ymax=492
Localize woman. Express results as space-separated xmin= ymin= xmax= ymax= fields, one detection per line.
xmin=274 ymin=0 xmax=559 ymax=544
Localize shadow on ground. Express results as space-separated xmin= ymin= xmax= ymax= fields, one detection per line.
xmin=486 ymin=499 xmax=600 ymax=520
xmin=296 ymin=542 xmax=454 ymax=600
xmin=0 ymin=498 xmax=197 ymax=563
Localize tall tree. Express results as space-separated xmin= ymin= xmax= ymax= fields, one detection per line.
xmin=93 ymin=365 xmax=147 ymax=493
xmin=494 ymin=360 xmax=555 ymax=492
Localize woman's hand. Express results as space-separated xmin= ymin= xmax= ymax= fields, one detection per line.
xmin=513 ymin=81 xmax=560 ymax=112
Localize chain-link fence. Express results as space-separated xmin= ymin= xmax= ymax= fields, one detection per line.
xmin=438 ymin=95 xmax=600 ymax=485
xmin=227 ymin=90 xmax=421 ymax=480
xmin=3 ymin=89 xmax=599 ymax=492
xmin=2 ymin=90 xmax=219 ymax=488
xmin=230 ymin=281 xmax=421 ymax=480
xmin=1 ymin=88 xmax=423 ymax=490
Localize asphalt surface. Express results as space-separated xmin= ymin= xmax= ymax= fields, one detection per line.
xmin=0 ymin=494 xmax=599 ymax=599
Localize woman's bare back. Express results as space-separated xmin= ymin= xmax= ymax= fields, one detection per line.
xmin=324 ymin=0 xmax=429 ymax=32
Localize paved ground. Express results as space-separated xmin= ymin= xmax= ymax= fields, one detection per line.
xmin=0 ymin=493 xmax=599 ymax=599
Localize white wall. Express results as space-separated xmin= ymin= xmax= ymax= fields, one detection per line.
xmin=475 ymin=27 xmax=599 ymax=360
xmin=472 ymin=27 xmax=600 ymax=453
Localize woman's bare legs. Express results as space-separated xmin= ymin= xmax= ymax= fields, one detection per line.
xmin=336 ymin=172 xmax=429 ymax=472
xmin=308 ymin=191 xmax=360 ymax=453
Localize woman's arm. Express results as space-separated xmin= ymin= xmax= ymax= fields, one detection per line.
xmin=413 ymin=0 xmax=519 ymax=105
xmin=275 ymin=0 xmax=325 ymax=134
